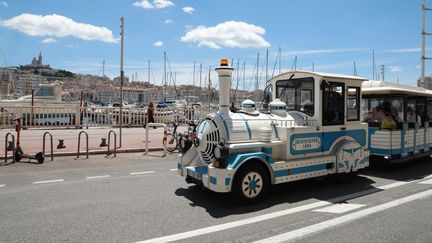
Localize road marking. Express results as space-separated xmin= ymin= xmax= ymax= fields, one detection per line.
xmin=170 ymin=169 xmax=177 ymax=171
xmin=86 ymin=175 xmax=111 ymax=179
xmin=418 ymin=178 xmax=432 ymax=184
xmin=130 ymin=171 xmax=155 ymax=176
xmin=32 ymin=179 xmax=64 ymax=185
xmin=137 ymin=176 xmax=430 ymax=243
xmin=0 ymin=184 xmax=5 ymax=188
xmin=313 ymin=203 xmax=366 ymax=214
xmin=254 ymin=188 xmax=432 ymax=243
xmin=377 ymin=181 xmax=409 ymax=190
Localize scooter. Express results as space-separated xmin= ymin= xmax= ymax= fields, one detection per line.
xmin=14 ymin=118 xmax=45 ymax=164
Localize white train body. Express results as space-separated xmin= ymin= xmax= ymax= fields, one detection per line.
xmin=177 ymin=59 xmax=369 ymax=203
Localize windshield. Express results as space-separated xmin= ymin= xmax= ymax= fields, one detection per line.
xmin=34 ymin=86 xmax=54 ymax=97
xmin=276 ymin=77 xmax=314 ymax=116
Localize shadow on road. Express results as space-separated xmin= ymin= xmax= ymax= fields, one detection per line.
xmin=175 ymin=158 xmax=432 ymax=218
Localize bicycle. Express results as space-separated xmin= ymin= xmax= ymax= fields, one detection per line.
xmin=163 ymin=120 xmax=180 ymax=152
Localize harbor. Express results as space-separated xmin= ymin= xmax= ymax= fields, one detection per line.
xmin=2 ymin=0 xmax=432 ymax=242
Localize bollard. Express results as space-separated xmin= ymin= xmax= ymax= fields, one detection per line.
xmin=57 ymin=139 xmax=66 ymax=149
xmin=6 ymin=141 xmax=14 ymax=151
xmin=100 ymin=138 xmax=107 ymax=147
xmin=145 ymin=123 xmax=167 ymax=157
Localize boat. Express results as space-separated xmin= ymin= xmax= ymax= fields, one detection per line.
xmin=0 ymin=81 xmax=80 ymax=127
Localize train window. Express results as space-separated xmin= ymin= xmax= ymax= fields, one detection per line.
xmin=406 ymin=97 xmax=418 ymax=124
xmin=323 ymin=83 xmax=344 ymax=126
xmin=276 ymin=77 xmax=314 ymax=116
xmin=363 ymin=97 xmax=404 ymax=126
xmin=347 ymin=87 xmax=360 ymax=121
xmin=427 ymin=99 xmax=432 ymax=125
xmin=417 ymin=97 xmax=428 ymax=127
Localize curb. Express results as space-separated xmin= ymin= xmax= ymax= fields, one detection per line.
xmin=0 ymin=147 xmax=167 ymax=160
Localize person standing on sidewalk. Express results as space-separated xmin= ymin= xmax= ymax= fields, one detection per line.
xmin=147 ymin=102 xmax=155 ymax=128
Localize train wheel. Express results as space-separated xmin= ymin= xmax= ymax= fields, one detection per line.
xmin=164 ymin=133 xmax=178 ymax=152
xmin=232 ymin=163 xmax=269 ymax=204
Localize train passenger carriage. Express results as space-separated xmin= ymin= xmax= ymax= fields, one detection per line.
xmin=177 ymin=58 xmax=369 ymax=204
xmin=362 ymin=80 xmax=432 ymax=163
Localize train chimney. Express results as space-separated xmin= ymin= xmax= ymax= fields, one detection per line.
xmin=215 ymin=58 xmax=234 ymax=116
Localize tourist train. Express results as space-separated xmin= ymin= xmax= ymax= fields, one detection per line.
xmin=177 ymin=58 xmax=370 ymax=203
xmin=176 ymin=58 xmax=432 ymax=203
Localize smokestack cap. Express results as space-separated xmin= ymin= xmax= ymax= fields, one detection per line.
xmin=220 ymin=58 xmax=229 ymax=66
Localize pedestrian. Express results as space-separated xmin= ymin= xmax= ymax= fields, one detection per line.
xmin=147 ymin=102 xmax=155 ymax=128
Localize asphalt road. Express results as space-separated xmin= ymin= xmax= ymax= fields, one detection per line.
xmin=1 ymin=153 xmax=432 ymax=242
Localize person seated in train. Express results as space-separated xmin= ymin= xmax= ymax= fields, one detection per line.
xmin=381 ymin=107 xmax=397 ymax=130
xmin=406 ymin=106 xmax=420 ymax=124
xmin=371 ymin=104 xmax=384 ymax=122
xmin=417 ymin=104 xmax=429 ymax=126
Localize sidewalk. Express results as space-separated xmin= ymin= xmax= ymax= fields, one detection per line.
xmin=0 ymin=125 xmax=186 ymax=158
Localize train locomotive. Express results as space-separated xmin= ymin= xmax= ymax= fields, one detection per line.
xmin=177 ymin=58 xmax=369 ymax=203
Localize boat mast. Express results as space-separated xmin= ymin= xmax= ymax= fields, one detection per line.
xmin=199 ymin=63 xmax=202 ymax=102
xmin=148 ymin=60 xmax=150 ymax=83
xmin=255 ymin=53 xmax=259 ymax=102
xmin=119 ymin=17 xmax=124 ymax=147
xmin=208 ymin=64 xmax=212 ymax=110
xmin=278 ymin=47 xmax=282 ymax=74
xmin=372 ymin=49 xmax=376 ymax=80
xmin=163 ymin=52 xmax=167 ymax=102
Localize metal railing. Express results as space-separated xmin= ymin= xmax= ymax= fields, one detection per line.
xmin=106 ymin=130 xmax=117 ymax=157
xmin=43 ymin=132 xmax=54 ymax=161
xmin=0 ymin=105 xmax=209 ymax=129
xmin=4 ymin=132 xmax=15 ymax=164
xmin=76 ymin=131 xmax=89 ymax=159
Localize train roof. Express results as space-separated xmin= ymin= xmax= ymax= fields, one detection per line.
xmin=362 ymin=80 xmax=432 ymax=97
xmin=268 ymin=71 xmax=367 ymax=82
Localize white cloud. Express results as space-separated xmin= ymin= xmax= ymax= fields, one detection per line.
xmin=154 ymin=0 xmax=174 ymax=9
xmin=0 ymin=13 xmax=118 ymax=43
xmin=164 ymin=19 xmax=174 ymax=24
xmin=153 ymin=41 xmax=163 ymax=47
xmin=41 ymin=38 xmax=57 ymax=44
xmin=285 ymin=48 xmax=365 ymax=56
xmin=182 ymin=6 xmax=195 ymax=14
xmin=134 ymin=0 xmax=174 ymax=9
xmin=1 ymin=1 xmax=7 ymax=7
xmin=181 ymin=21 xmax=270 ymax=49
xmin=133 ymin=0 xmax=154 ymax=9
xmin=388 ymin=65 xmax=403 ymax=72
xmin=387 ymin=47 xmax=420 ymax=53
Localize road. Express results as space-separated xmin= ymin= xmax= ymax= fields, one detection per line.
xmin=1 ymin=153 xmax=432 ymax=242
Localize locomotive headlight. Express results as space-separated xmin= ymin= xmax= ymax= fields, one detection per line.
xmin=179 ymin=136 xmax=193 ymax=153
xmin=193 ymin=137 xmax=200 ymax=147
xmin=214 ymin=144 xmax=229 ymax=159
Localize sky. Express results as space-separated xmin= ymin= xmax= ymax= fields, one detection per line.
xmin=0 ymin=0 xmax=429 ymax=89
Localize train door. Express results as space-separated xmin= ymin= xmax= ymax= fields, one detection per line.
xmin=321 ymin=81 xmax=345 ymax=154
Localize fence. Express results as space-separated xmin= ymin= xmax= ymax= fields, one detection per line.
xmin=0 ymin=104 xmax=211 ymax=129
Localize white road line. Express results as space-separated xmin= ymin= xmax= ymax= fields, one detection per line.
xmin=313 ymin=203 xmax=366 ymax=214
xmin=137 ymin=176 xmax=432 ymax=243
xmin=130 ymin=171 xmax=155 ymax=176
xmin=254 ymin=188 xmax=432 ymax=243
xmin=32 ymin=179 xmax=64 ymax=185
xmin=0 ymin=184 xmax=5 ymax=188
xmin=170 ymin=169 xmax=177 ymax=171
xmin=86 ymin=175 xmax=111 ymax=179
xmin=418 ymin=178 xmax=432 ymax=184
xmin=377 ymin=181 xmax=409 ymax=190
xmin=137 ymin=201 xmax=330 ymax=243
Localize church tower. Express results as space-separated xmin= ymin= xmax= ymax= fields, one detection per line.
xmin=38 ymin=51 xmax=42 ymax=65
